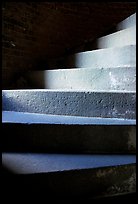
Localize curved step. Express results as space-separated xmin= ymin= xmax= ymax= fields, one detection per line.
xmin=94 ymin=26 xmax=135 ymax=49
xmin=64 ymin=45 xmax=135 ymax=68
xmin=2 ymin=153 xmax=136 ymax=173
xmin=2 ymin=111 xmax=136 ymax=153
xmin=2 ymin=153 xmax=136 ymax=198
xmin=2 ymin=90 xmax=136 ymax=119
xmin=27 ymin=66 xmax=136 ymax=91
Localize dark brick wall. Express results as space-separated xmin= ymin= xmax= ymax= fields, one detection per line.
xmin=2 ymin=2 xmax=136 ymax=88
xmin=2 ymin=2 xmax=39 ymax=88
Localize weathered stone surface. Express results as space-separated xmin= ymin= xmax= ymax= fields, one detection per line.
xmin=94 ymin=26 xmax=136 ymax=49
xmin=26 ymin=66 xmax=136 ymax=91
xmin=2 ymin=111 xmax=136 ymax=153
xmin=2 ymin=153 xmax=136 ymax=198
xmin=2 ymin=90 xmax=136 ymax=119
xmin=117 ymin=13 xmax=136 ymax=31
xmin=64 ymin=45 xmax=136 ymax=68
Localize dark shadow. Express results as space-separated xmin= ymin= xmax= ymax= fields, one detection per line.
xmin=1 ymin=169 xmax=136 ymax=203
xmin=2 ymin=123 xmax=136 ymax=154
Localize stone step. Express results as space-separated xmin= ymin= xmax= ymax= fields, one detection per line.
xmin=2 ymin=90 xmax=136 ymax=119
xmin=91 ymin=26 xmax=136 ymax=50
xmin=26 ymin=66 xmax=136 ymax=91
xmin=2 ymin=153 xmax=136 ymax=198
xmin=2 ymin=111 xmax=136 ymax=153
xmin=63 ymin=45 xmax=135 ymax=69
xmin=117 ymin=13 xmax=136 ymax=31
xmin=2 ymin=153 xmax=136 ymax=174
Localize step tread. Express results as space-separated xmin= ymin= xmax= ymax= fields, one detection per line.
xmin=65 ymin=45 xmax=136 ymax=69
xmin=2 ymin=153 xmax=136 ymax=174
xmin=2 ymin=111 xmax=136 ymax=125
xmin=70 ymin=44 xmax=136 ymax=56
xmin=48 ymin=45 xmax=136 ymax=69
xmin=27 ymin=66 xmax=136 ymax=91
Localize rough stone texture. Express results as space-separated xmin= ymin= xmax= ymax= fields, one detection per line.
xmin=2 ymin=111 xmax=136 ymax=153
xmin=26 ymin=66 xmax=136 ymax=91
xmin=2 ymin=153 xmax=136 ymax=198
xmin=64 ymin=45 xmax=136 ymax=69
xmin=2 ymin=90 xmax=136 ymax=119
xmin=95 ymin=26 xmax=136 ymax=49
xmin=117 ymin=13 xmax=136 ymax=31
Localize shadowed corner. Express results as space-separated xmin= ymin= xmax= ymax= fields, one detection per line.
xmin=2 ymin=91 xmax=22 ymax=112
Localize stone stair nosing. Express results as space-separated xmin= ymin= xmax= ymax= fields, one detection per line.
xmin=2 ymin=90 xmax=136 ymax=119
xmin=26 ymin=66 xmax=136 ymax=91
xmin=62 ymin=45 xmax=136 ymax=69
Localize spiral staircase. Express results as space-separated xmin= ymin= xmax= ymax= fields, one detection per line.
xmin=2 ymin=13 xmax=136 ymax=201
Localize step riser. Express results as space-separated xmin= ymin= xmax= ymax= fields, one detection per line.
xmin=2 ymin=123 xmax=136 ymax=153
xmin=64 ymin=45 xmax=136 ymax=68
xmin=117 ymin=13 xmax=136 ymax=31
xmin=2 ymin=153 xmax=136 ymax=197
xmin=27 ymin=67 xmax=136 ymax=91
xmin=95 ymin=26 xmax=136 ymax=49
xmin=2 ymin=90 xmax=136 ymax=119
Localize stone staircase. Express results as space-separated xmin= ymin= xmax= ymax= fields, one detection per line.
xmin=2 ymin=13 xmax=136 ymax=200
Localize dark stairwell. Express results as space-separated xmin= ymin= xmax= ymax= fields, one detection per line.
xmin=2 ymin=2 xmax=136 ymax=202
